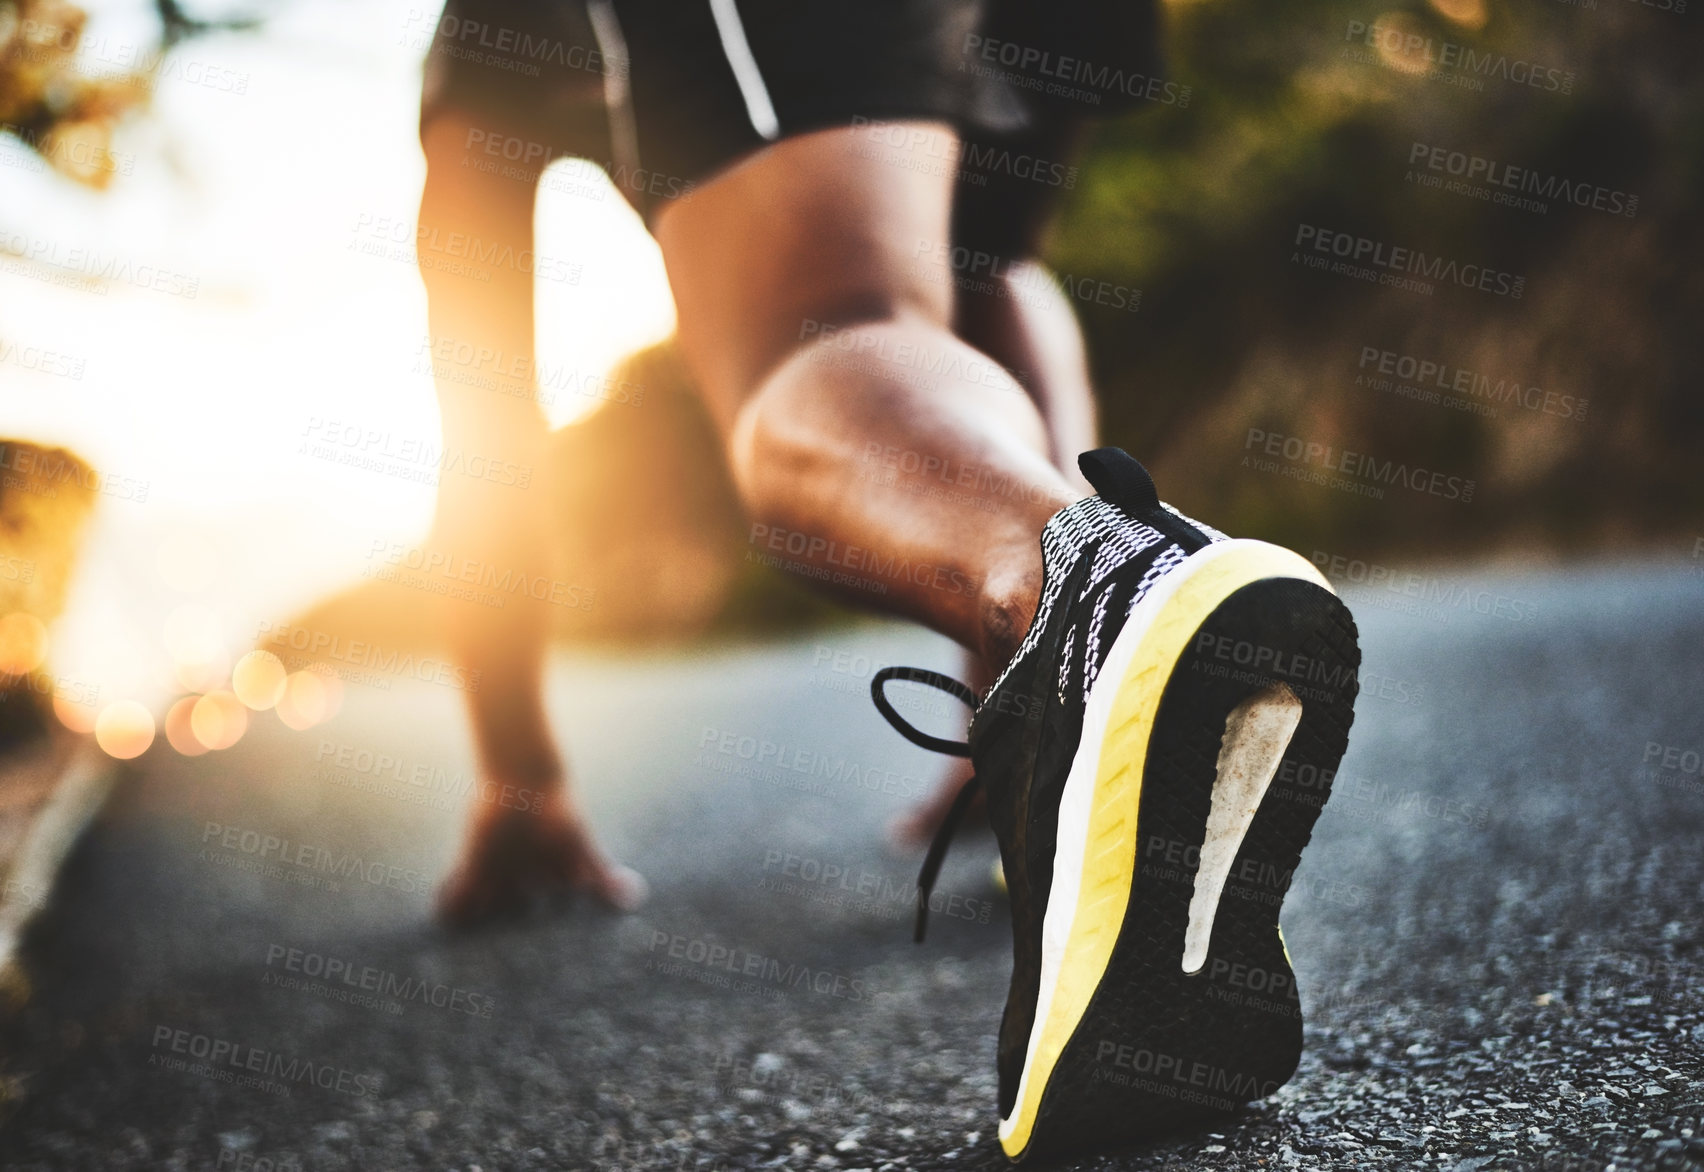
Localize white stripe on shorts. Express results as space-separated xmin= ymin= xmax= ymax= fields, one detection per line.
xmin=586 ymin=0 xmax=642 ymax=182
xmin=706 ymin=0 xmax=780 ymax=141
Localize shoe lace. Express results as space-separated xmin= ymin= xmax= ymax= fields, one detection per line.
xmin=870 ymin=666 xmax=979 ymax=943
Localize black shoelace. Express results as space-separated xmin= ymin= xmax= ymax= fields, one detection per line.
xmin=868 ymin=537 xmax=1108 ymax=944
xmin=869 ymin=665 xmax=979 ymax=943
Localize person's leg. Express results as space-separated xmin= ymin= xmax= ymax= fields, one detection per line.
xmin=894 ymin=118 xmax=1099 ymax=845
xmin=949 ymin=120 xmax=1099 ymax=486
xmin=653 ymin=121 xmax=1080 ymax=674
xmin=891 ymin=258 xmax=1097 ymax=846
xmin=955 ymin=260 xmax=1097 ymax=487
xmin=418 ymin=107 xmax=639 ymax=922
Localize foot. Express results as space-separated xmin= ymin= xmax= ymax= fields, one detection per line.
xmin=872 ymin=448 xmax=1361 ymax=1161
xmin=437 ymin=789 xmax=647 ymax=928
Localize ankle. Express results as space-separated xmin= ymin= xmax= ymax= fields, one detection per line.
xmin=977 ymin=551 xmax=1045 ymax=674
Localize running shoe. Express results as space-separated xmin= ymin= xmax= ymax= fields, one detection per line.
xmin=871 ymin=447 xmax=1360 ymax=1161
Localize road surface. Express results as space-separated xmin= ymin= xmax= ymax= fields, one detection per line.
xmin=1 ymin=562 xmax=1701 ymax=1171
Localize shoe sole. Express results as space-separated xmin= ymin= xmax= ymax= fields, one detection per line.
xmin=998 ymin=540 xmax=1360 ymax=1161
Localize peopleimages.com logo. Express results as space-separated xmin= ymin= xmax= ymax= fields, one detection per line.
xmin=644 ymin=931 xmax=883 ymax=1003
xmin=1407 ymin=141 xmax=1637 ymax=218
xmin=1243 ymin=429 xmax=1476 ymax=503
xmin=263 ymin=944 xmax=496 ymax=1017
xmin=200 ymin=821 xmax=428 ymax=894
xmin=959 ymin=34 xmax=1192 ymax=108
xmin=1294 ymin=224 xmax=1524 ymax=299
xmin=1310 ymin=550 xmax=1540 ymax=624
xmin=1355 ymin=346 xmax=1587 ymax=422
xmin=746 ymin=521 xmax=976 ymax=598
xmin=149 ymin=1025 xmax=380 ymax=1098
xmin=1341 ymin=20 xmax=1576 ymax=95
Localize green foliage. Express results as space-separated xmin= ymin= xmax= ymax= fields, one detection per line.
xmin=1051 ymin=0 xmax=1703 ymax=555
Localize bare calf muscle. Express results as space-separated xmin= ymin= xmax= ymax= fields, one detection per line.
xmin=656 ymin=122 xmax=1079 ymax=672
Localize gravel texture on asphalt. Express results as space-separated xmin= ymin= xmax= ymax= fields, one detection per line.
xmin=1 ymin=562 xmax=1701 ymax=1171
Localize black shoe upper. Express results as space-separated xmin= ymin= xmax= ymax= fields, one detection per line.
xmin=871 ymin=448 xmax=1222 ymax=1117
xmin=970 ymin=450 xmax=1218 ymax=1116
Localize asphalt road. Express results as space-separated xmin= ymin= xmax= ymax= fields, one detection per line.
xmin=2 ymin=561 xmax=1702 ymax=1171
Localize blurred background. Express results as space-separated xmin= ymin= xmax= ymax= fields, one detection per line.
xmin=0 ymin=0 xmax=1699 ymax=764
xmin=1 ymin=3 xmax=1702 ymax=1167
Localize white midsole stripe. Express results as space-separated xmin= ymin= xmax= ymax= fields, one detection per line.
xmin=998 ymin=539 xmax=1332 ymax=1148
xmin=1000 ymin=540 xmax=1247 ymax=1143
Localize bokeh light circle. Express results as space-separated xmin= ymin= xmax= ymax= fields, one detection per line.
xmin=232 ymin=650 xmax=287 ymax=710
xmin=190 ymin=690 xmax=248 ymax=751
xmin=275 ymin=670 xmax=329 ymax=730
xmin=165 ymin=695 xmax=209 ymax=757
xmin=52 ymin=688 xmax=98 ymax=734
xmin=95 ymin=700 xmax=156 ymax=759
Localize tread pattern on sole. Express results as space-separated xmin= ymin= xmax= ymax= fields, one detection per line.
xmin=1014 ymin=575 xmax=1360 ymax=1162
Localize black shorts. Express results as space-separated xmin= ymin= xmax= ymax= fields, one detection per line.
xmin=419 ymin=0 xmax=1165 ymax=245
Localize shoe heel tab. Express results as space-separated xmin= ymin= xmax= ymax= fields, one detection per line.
xmin=1078 ymin=448 xmax=1159 ymax=512
xmin=1079 ymin=447 xmax=1213 ymax=552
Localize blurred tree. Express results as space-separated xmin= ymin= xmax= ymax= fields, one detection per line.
xmin=1051 ymin=0 xmax=1704 ymax=556
xmin=0 ymin=0 xmax=147 ymax=188
xmin=1 ymin=0 xmax=254 ymax=187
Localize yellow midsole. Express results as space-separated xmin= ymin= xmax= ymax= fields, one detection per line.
xmin=999 ymin=541 xmax=1329 ymax=1158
